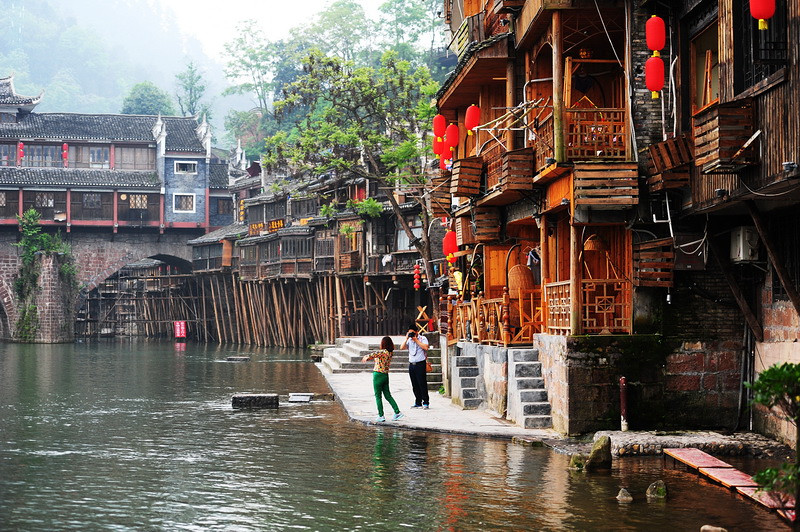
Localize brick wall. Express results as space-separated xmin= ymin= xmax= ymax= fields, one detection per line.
xmin=33 ymin=254 xmax=73 ymax=343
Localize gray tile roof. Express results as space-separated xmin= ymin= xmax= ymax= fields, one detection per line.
xmin=187 ymin=223 xmax=247 ymax=245
xmin=0 ymin=76 xmax=41 ymax=106
xmin=0 ymin=113 xmax=205 ymax=153
xmin=209 ymin=163 xmax=229 ymax=189
xmin=0 ymin=167 xmax=159 ymax=188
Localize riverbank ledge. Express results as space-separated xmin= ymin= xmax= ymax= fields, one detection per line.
xmin=594 ymin=430 xmax=793 ymax=459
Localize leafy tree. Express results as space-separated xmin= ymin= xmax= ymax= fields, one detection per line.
xmin=175 ymin=61 xmax=211 ymax=118
xmin=121 ymin=81 xmax=176 ymax=115
xmin=748 ymin=362 xmax=800 ymax=526
xmin=267 ymin=49 xmax=441 ymax=314
xmin=305 ymin=0 xmax=371 ymax=64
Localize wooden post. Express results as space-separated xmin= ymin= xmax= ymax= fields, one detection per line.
xmin=502 ymin=286 xmax=511 ymax=347
xmin=552 ymin=10 xmax=566 ymax=163
xmin=746 ymin=200 xmax=800 ymax=321
xmin=569 ymin=220 xmax=581 ymax=335
xmin=506 ymin=58 xmax=516 ymax=151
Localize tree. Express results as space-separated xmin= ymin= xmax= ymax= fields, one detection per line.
xmin=266 ymin=49 xmax=441 ymax=316
xmin=121 ymin=81 xmax=176 ymax=115
xmin=748 ymin=362 xmax=800 ymax=528
xmin=175 ymin=61 xmax=210 ymax=118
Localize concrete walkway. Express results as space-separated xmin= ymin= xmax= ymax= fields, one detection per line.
xmin=316 ymin=363 xmax=560 ymax=441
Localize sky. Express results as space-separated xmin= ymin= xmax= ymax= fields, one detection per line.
xmin=163 ymin=0 xmax=380 ymax=62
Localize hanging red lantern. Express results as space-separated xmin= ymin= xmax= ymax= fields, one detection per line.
xmin=464 ymin=104 xmax=481 ymax=136
xmin=433 ymin=114 xmax=446 ymax=141
xmin=433 ymin=136 xmax=444 ymax=155
xmin=413 ymin=263 xmax=421 ymax=290
xmin=645 ymin=16 xmax=666 ymax=54
xmin=442 ymin=230 xmax=458 ymax=263
xmin=61 ymin=143 xmax=68 ymax=167
xmin=645 ymin=56 xmax=664 ymax=99
xmin=444 ymin=124 xmax=459 ymax=152
xmin=17 ymin=141 xmax=24 ymax=162
xmin=439 ymin=157 xmax=449 ymax=171
xmin=750 ymin=0 xmax=775 ymax=30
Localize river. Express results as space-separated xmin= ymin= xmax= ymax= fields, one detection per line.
xmin=0 ymin=340 xmax=785 ymax=530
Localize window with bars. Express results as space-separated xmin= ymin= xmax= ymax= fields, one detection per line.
xmin=216 ymin=198 xmax=233 ymax=215
xmin=0 ymin=191 xmax=5 ymax=207
xmin=174 ymin=194 xmax=195 ymax=213
xmin=82 ymin=193 xmax=102 ymax=209
xmin=174 ymin=161 xmax=197 ymax=174
xmin=24 ymin=145 xmax=60 ymax=168
xmin=734 ymin=0 xmax=787 ymax=93
xmin=35 ymin=192 xmax=54 ymax=208
xmin=0 ymin=144 xmax=15 ymax=166
xmin=129 ymin=194 xmax=148 ymax=209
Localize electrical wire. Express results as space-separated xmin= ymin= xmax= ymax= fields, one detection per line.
xmin=738 ymin=176 xmax=799 ymax=197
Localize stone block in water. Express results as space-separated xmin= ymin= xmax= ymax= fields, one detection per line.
xmin=227 ymin=356 xmax=251 ymax=362
xmin=232 ymin=393 xmax=279 ymax=408
xmin=288 ymin=393 xmax=313 ymax=403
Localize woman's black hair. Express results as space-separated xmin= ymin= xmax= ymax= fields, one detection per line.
xmin=380 ymin=336 xmax=394 ymax=352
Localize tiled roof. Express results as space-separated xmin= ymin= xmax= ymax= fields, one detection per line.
xmin=277 ymin=225 xmax=313 ymax=236
xmin=209 ymin=163 xmax=229 ymax=189
xmin=187 ymin=223 xmax=247 ymax=245
xmin=0 ymin=113 xmax=205 ymax=153
xmin=0 ymin=167 xmax=159 ymax=188
xmin=0 ymin=76 xmax=41 ymax=106
xmin=435 ymin=32 xmax=513 ymax=101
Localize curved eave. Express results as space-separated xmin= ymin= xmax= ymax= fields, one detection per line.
xmin=437 ymin=37 xmax=511 ymax=111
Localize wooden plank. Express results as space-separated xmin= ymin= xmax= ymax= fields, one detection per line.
xmin=737 ymin=487 xmax=796 ymax=510
xmin=699 ymin=467 xmax=759 ymax=488
xmin=664 ymin=448 xmax=734 ymax=469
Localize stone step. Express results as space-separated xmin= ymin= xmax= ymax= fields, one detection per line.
xmin=514 ymin=362 xmax=542 ymax=378
xmin=523 ymin=402 xmax=551 ymax=416
xmin=461 ymin=387 xmax=479 ymax=399
xmin=520 ymin=390 xmax=548 ymax=403
xmin=517 ymin=377 xmax=545 ymax=389
xmin=457 ymin=366 xmax=479 ymax=378
xmin=455 ymin=356 xmax=478 ymax=367
xmin=460 ymin=377 xmax=477 ymax=388
xmin=461 ymin=397 xmax=482 ymax=409
xmin=510 ymin=349 xmax=539 ymax=362
xmin=523 ymin=415 xmax=552 ymax=429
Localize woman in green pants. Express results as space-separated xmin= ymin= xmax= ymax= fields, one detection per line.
xmin=362 ymin=336 xmax=404 ymax=423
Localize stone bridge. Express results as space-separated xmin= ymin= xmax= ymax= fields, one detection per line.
xmin=0 ymin=228 xmax=200 ymax=341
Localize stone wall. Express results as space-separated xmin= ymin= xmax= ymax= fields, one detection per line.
xmin=534 ymin=334 xmax=742 ymax=436
xmin=455 ymin=342 xmax=508 ymax=416
xmin=33 ymin=254 xmax=73 ymax=343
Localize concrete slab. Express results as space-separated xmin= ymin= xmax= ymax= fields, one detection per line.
xmin=317 ymin=363 xmax=560 ymax=441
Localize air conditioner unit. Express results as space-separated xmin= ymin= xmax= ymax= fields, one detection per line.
xmin=731 ymin=226 xmax=758 ymax=262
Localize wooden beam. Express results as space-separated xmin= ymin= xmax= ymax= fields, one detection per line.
xmin=569 ymin=220 xmax=581 ymax=334
xmin=708 ymin=236 xmax=763 ymax=342
xmin=552 ymin=11 xmax=565 ymax=163
xmin=746 ymin=200 xmax=800 ymax=321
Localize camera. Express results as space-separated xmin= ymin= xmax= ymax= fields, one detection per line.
xmin=407 ymin=331 xmax=416 ymax=338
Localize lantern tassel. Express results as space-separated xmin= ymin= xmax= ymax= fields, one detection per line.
xmin=758 ymin=19 xmax=768 ymax=30
xmin=467 ymin=130 xmax=473 ymax=136
xmin=651 ymin=91 xmax=660 ymax=99
xmin=652 ymin=50 xmax=660 ymax=58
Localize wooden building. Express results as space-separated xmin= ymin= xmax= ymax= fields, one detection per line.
xmin=431 ymin=0 xmax=800 ymax=437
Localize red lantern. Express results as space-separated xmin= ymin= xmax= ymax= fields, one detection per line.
xmin=17 ymin=141 xmax=24 ymax=162
xmin=751 ymin=0 xmax=775 ymax=30
xmin=433 ymin=136 xmax=444 ymax=155
xmin=465 ymin=104 xmax=481 ymax=136
xmin=645 ymin=56 xmax=664 ymax=99
xmin=444 ymin=124 xmax=459 ymax=152
xmin=62 ymin=143 xmax=68 ymax=167
xmin=414 ymin=263 xmax=421 ymax=290
xmin=433 ymin=114 xmax=446 ymax=141
xmin=439 ymin=157 xmax=449 ymax=171
xmin=442 ymin=230 xmax=458 ymax=263
xmin=645 ymin=16 xmax=666 ymax=54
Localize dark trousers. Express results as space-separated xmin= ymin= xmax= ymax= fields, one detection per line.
xmin=409 ymin=361 xmax=429 ymax=406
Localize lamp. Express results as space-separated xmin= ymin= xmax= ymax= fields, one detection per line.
xmin=561 ymin=198 xmax=570 ymax=206
xmin=533 ymin=214 xmax=542 ymax=228
xmin=715 ymin=188 xmax=729 ymax=198
xmin=783 ymin=161 xmax=798 ymax=173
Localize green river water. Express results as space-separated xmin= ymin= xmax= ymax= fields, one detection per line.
xmin=0 ymin=340 xmax=786 ymax=530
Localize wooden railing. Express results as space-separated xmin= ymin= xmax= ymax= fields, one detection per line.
xmin=581 ymin=278 xmax=632 ymax=334
xmin=565 ymin=108 xmax=626 ymax=160
xmin=532 ymin=113 xmax=555 ymax=173
xmin=444 ymin=287 xmax=543 ymax=346
xmin=544 ymin=281 xmax=570 ymax=335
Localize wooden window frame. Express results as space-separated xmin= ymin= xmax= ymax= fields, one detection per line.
xmin=173 ymin=193 xmax=196 ymax=213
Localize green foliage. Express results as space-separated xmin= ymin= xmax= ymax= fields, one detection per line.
xmin=752 ymin=463 xmax=799 ymax=500
xmin=121 ymin=81 xmax=176 ymax=115
xmin=15 ymin=304 xmax=39 ymax=343
xmin=347 ymin=198 xmax=384 ymax=218
xmin=339 ymin=224 xmax=358 ymax=236
xmin=175 ymin=61 xmax=211 ymax=119
xmin=747 ymin=362 xmax=800 ymax=423
xmin=320 ymin=202 xmax=339 ymax=219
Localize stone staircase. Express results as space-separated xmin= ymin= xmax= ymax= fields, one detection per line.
xmin=509 ymin=348 xmax=552 ymax=429
xmin=320 ymin=336 xmax=442 ymax=391
xmin=453 ymin=354 xmax=481 ymax=409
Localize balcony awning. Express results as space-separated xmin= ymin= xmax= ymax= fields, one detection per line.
xmin=437 ymin=33 xmax=512 ymax=111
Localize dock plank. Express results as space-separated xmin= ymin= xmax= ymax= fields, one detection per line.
xmin=737 ymin=487 xmax=795 ymax=509
xmin=664 ymin=448 xmax=733 ymax=469
xmin=699 ymin=467 xmax=759 ymax=488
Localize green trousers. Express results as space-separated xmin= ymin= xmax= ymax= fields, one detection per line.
xmin=372 ymin=371 xmax=399 ymax=417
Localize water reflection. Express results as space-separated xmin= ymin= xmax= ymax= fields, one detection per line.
xmin=0 ymin=340 xmax=787 ymax=530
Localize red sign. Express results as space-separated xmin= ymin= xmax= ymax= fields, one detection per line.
xmin=267 ymin=218 xmax=285 ymax=232
xmin=174 ymin=320 xmax=187 ymax=338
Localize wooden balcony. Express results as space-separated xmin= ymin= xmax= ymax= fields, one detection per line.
xmin=480 ymin=147 xmax=534 ymax=206
xmin=580 ymin=278 xmax=632 ymax=334
xmin=565 ymin=108 xmax=627 ymax=160
xmin=633 ymin=238 xmax=674 ymax=288
xmin=367 ymin=251 xmax=417 ymax=275
xmin=646 ymin=135 xmax=692 ymax=193
xmin=450 ymin=156 xmax=483 ymax=197
xmin=338 ymin=250 xmax=362 ymax=273
xmin=573 ymin=162 xmax=638 ymax=209
xmin=693 ymin=99 xmax=756 ymax=174
xmin=429 ymin=173 xmax=451 ymax=217
xmin=472 ymin=206 xmax=501 ymax=242
xmin=492 ymin=0 xmax=524 ymax=13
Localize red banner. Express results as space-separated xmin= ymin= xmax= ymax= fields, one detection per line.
xmin=173 ymin=320 xmax=187 ymax=338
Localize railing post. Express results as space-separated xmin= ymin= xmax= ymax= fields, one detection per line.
xmin=502 ymin=286 xmax=510 ymax=347
xmin=477 ymin=291 xmax=485 ymax=343
xmin=620 ymin=376 xmax=629 ymax=431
